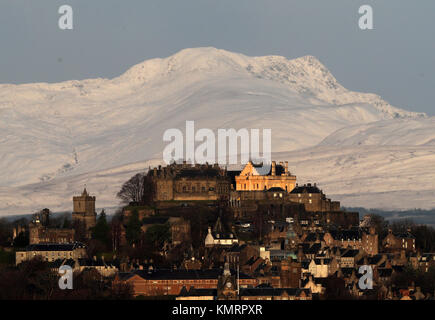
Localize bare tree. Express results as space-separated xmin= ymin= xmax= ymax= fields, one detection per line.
xmin=117 ymin=173 xmax=146 ymax=204
xmin=117 ymin=172 xmax=155 ymax=205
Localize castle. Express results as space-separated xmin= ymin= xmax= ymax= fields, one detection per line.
xmin=149 ymin=162 xmax=231 ymax=202
xmin=235 ymin=160 xmax=296 ymax=192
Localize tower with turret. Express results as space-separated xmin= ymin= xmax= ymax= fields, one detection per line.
xmin=72 ymin=188 xmax=97 ymax=237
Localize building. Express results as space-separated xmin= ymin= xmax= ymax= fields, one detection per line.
xmin=323 ymin=228 xmax=378 ymax=255
xmin=176 ymin=288 xmax=217 ymax=300
xmin=15 ymin=242 xmax=87 ymax=265
xmin=113 ymin=269 xmax=257 ymax=297
xmin=205 ymin=216 xmax=238 ymax=247
xmin=308 ymin=258 xmax=331 ymax=278
xmin=289 ymin=183 xmax=340 ymax=212
xmin=235 ymin=161 xmax=296 ymax=192
xmin=72 ymin=188 xmax=97 ymax=236
xmin=239 ymin=288 xmax=312 ymax=300
xmin=217 ymin=262 xmax=239 ymax=299
xmin=338 ymin=249 xmax=363 ymax=268
xmin=149 ymin=162 xmax=231 ymax=202
xmin=29 ymin=209 xmax=75 ymax=244
xmin=383 ymin=229 xmax=416 ymax=253
xmin=280 ymin=259 xmax=302 ymax=288
xmin=169 ymin=217 xmax=191 ymax=246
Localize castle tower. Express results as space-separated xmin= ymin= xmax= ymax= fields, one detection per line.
xmin=72 ymin=188 xmax=97 ymax=237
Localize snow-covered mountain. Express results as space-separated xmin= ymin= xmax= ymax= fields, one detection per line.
xmin=0 ymin=47 xmax=433 ymax=215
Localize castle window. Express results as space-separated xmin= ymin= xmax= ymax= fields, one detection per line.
xmin=202 ymin=187 xmax=205 ymax=192
xmin=183 ymin=186 xmax=187 ymax=192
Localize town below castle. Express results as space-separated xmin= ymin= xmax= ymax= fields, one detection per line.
xmin=1 ymin=160 xmax=434 ymax=300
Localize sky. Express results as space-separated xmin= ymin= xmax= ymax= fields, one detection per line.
xmin=1 ymin=0 xmax=434 ymax=115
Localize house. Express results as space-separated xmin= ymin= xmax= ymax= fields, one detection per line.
xmin=301 ymin=275 xmax=324 ymax=294
xmin=308 ymin=258 xmax=331 ymax=278
xmin=205 ymin=216 xmax=238 ymax=247
xmin=339 ymin=249 xmax=363 ymax=268
xmin=383 ymin=229 xmax=416 ymax=253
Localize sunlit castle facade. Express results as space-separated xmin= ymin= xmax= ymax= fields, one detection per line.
xmin=235 ymin=161 xmax=296 ymax=192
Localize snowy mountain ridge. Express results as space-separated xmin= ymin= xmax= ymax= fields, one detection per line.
xmin=0 ymin=47 xmax=433 ymax=215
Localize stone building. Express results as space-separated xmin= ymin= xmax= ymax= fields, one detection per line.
xmin=15 ymin=242 xmax=86 ymax=265
xmin=149 ymin=162 xmax=231 ymax=202
xmin=169 ymin=217 xmax=191 ymax=246
xmin=280 ymin=259 xmax=302 ymax=288
xmin=383 ymin=229 xmax=416 ymax=253
xmin=289 ymin=183 xmax=340 ymax=212
xmin=72 ymin=188 xmax=97 ymax=237
xmin=235 ymin=161 xmax=296 ymax=192
xmin=53 ymin=257 xmax=118 ymax=278
xmin=323 ymin=227 xmax=378 ymax=255
xmin=29 ymin=209 xmax=75 ymax=244
xmin=205 ymin=216 xmax=238 ymax=247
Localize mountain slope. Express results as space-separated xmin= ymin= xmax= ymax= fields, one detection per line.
xmin=0 ymin=47 xmax=432 ymax=215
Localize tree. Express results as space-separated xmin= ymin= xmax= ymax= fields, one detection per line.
xmin=63 ymin=216 xmax=72 ymax=229
xmin=144 ymin=224 xmax=170 ymax=248
xmin=117 ymin=173 xmax=146 ymax=204
xmin=111 ymin=209 xmax=123 ymax=252
xmin=368 ymin=214 xmax=389 ymax=241
xmin=412 ymin=225 xmax=435 ymax=252
xmin=125 ymin=209 xmax=142 ymax=246
xmin=117 ymin=173 xmax=155 ymax=205
xmin=91 ymin=210 xmax=110 ymax=247
xmin=0 ymin=218 xmax=12 ymax=246
xmin=13 ymin=230 xmax=29 ymax=248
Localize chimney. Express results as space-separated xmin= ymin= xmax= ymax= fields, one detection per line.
xmin=285 ymin=161 xmax=288 ymax=175
xmin=272 ymin=161 xmax=276 ymax=176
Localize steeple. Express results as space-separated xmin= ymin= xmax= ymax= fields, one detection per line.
xmin=223 ymin=261 xmax=231 ymax=277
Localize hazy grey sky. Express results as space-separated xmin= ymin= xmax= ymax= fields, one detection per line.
xmin=1 ymin=0 xmax=434 ymax=115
